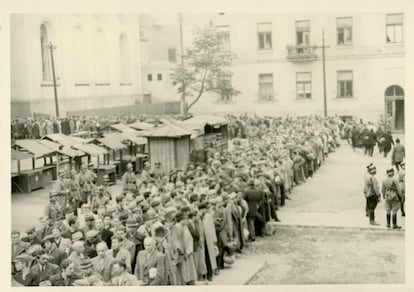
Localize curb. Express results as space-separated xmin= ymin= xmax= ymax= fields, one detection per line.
xmin=270 ymin=222 xmax=405 ymax=233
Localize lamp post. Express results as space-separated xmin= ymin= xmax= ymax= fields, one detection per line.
xmin=315 ymin=29 xmax=330 ymax=117
xmin=45 ymin=42 xmax=60 ymax=118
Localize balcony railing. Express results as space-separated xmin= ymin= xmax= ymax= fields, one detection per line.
xmin=286 ymin=45 xmax=318 ymax=62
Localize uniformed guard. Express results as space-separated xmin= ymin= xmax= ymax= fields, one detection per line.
xmin=363 ymin=164 xmax=380 ymax=225
xmin=122 ymin=163 xmax=137 ymax=194
xmin=364 ymin=163 xmax=373 ymax=217
xmin=76 ymin=164 xmax=93 ymax=205
xmin=381 ymin=168 xmax=402 ymax=229
xmin=398 ymin=161 xmax=405 ymax=217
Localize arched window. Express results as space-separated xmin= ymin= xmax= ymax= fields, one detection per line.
xmin=73 ymin=26 xmax=88 ymax=83
xmin=385 ymin=85 xmax=404 ymax=97
xmin=94 ymin=29 xmax=109 ymax=83
xmin=119 ymin=33 xmax=131 ymax=82
xmin=40 ymin=23 xmax=51 ymax=81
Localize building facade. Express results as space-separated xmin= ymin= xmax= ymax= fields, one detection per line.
xmin=141 ymin=13 xmax=405 ymax=131
xmin=11 ymin=14 xmax=144 ymax=117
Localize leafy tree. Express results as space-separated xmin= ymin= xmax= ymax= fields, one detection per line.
xmin=171 ymin=25 xmax=240 ymax=114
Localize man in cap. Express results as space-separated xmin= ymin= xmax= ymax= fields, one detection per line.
xmin=36 ymin=216 xmax=53 ymax=240
xmin=80 ymin=258 xmax=103 ymax=286
xmin=76 ymin=164 xmax=93 ymax=205
xmin=84 ymin=230 xmax=102 ymax=258
xmin=42 ymin=234 xmax=67 ymax=267
xmin=92 ymin=242 xmax=114 ymax=283
xmin=26 ymin=251 xmax=60 ymax=286
xmin=122 ymin=163 xmax=138 ymax=193
xmin=110 ymin=260 xmax=139 ymax=286
xmin=11 ymin=231 xmax=30 ymax=261
xmin=382 ymin=168 xmax=403 ymax=229
xmin=242 ymin=179 xmax=265 ymax=242
xmin=87 ymin=162 xmax=97 ymax=184
xmin=398 ymin=161 xmax=405 ymax=217
xmin=391 ymin=138 xmax=405 ymax=171
xmin=363 ymin=164 xmax=381 ymax=225
xmin=126 ymin=218 xmax=145 ymax=272
xmin=151 ymin=161 xmax=166 ymax=180
xmin=12 ymin=254 xmax=33 ymax=286
xmin=116 ymin=226 xmax=136 ymax=269
xmin=96 ymin=217 xmax=113 ymax=249
xmin=108 ymin=235 xmax=132 ymax=273
xmin=21 ymin=226 xmax=42 ymax=247
xmin=136 ymin=237 xmax=166 ymax=285
xmin=82 ymin=213 xmax=96 ymax=234
xmin=49 ymin=259 xmax=81 ymax=286
xmin=44 ymin=191 xmax=64 ymax=220
xmin=51 ymin=227 xmax=71 ymax=253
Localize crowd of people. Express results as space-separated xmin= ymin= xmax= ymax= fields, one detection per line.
xmin=11 ymin=114 xmax=343 ymax=286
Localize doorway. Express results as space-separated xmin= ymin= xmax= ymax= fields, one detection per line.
xmin=384 ymin=85 xmax=404 ymax=132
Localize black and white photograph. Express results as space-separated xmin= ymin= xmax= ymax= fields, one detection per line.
xmin=2 ymin=0 xmax=412 ymax=290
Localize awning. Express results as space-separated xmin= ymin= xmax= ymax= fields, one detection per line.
xmin=120 ymin=130 xmax=147 ymax=145
xmin=72 ymin=144 xmax=108 ymax=156
xmin=59 ymin=147 xmax=85 ymax=158
xmin=43 ymin=134 xmax=86 ymax=147
xmin=129 ymin=121 xmax=155 ymax=131
xmin=109 ymin=123 xmax=133 ymax=132
xmin=14 ymin=140 xmax=56 ymax=157
xmin=11 ymin=149 xmax=34 ymax=161
xmin=97 ymin=137 xmax=127 ymax=151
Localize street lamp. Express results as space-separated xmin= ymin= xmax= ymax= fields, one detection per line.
xmin=315 ymin=29 xmax=330 ymax=118
xmin=45 ymin=42 xmax=60 ymax=118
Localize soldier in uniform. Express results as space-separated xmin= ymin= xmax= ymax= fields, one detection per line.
xmin=363 ymin=164 xmax=380 ymax=225
xmin=381 ymin=168 xmax=402 ymax=229
xmin=398 ymin=161 xmax=405 ymax=217
xmin=122 ymin=163 xmax=137 ymax=194
xmin=76 ymin=164 xmax=93 ymax=205
xmin=44 ymin=191 xmax=64 ymax=220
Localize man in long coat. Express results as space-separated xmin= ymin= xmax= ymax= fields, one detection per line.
xmin=199 ymin=203 xmax=218 ymax=281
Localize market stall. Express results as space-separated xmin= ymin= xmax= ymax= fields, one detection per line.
xmin=143 ymin=124 xmax=192 ymax=172
xmin=94 ymin=135 xmax=127 ymax=180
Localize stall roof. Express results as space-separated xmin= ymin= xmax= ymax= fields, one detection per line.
xmin=36 ymin=139 xmax=61 ymax=151
xmin=97 ymin=137 xmax=127 ymax=151
xmin=72 ymin=144 xmax=108 ymax=156
xmin=129 ymin=121 xmax=155 ymax=131
xmin=14 ymin=140 xmax=56 ymax=157
xmin=11 ymin=149 xmax=34 ymax=161
xmin=109 ymin=123 xmax=133 ymax=132
xmin=183 ymin=115 xmax=228 ymax=127
xmin=43 ymin=134 xmax=86 ymax=147
xmin=143 ymin=123 xmax=192 ymax=138
xmin=59 ymin=147 xmax=85 ymax=158
xmin=120 ymin=130 xmax=148 ymax=145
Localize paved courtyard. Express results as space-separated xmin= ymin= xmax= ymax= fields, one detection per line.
xmin=11 ymin=138 xmax=406 ymax=285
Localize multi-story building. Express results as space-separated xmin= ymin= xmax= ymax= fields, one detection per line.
xmin=10 ymin=14 xmax=144 ymax=117
xmin=141 ymin=13 xmax=405 ymax=131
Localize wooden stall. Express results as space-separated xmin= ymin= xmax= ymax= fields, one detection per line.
xmin=12 ymin=140 xmax=58 ymax=193
xmin=94 ymin=135 xmax=127 ymax=179
xmin=143 ymin=124 xmax=192 ymax=172
xmin=182 ymin=115 xmax=229 ymax=163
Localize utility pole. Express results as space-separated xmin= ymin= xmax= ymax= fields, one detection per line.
xmin=315 ymin=29 xmax=330 ymax=117
xmin=46 ymin=42 xmax=60 ymax=118
xmin=179 ymin=13 xmax=186 ymax=115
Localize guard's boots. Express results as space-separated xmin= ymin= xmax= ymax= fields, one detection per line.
xmin=386 ymin=213 xmax=391 ymax=228
xmin=401 ymin=204 xmax=405 ymax=217
xmin=369 ymin=210 xmax=380 ymax=225
xmin=392 ymin=214 xmax=402 ymax=229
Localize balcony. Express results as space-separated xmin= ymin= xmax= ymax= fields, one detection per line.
xmin=286 ymin=45 xmax=318 ymax=62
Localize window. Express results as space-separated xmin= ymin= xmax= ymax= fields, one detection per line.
xmin=147 ymin=74 xmax=152 ymax=82
xmin=40 ymin=23 xmax=51 ymax=81
xmin=296 ymin=72 xmax=312 ymax=99
xmin=258 ymin=74 xmax=274 ymax=101
xmin=296 ymin=20 xmax=310 ymax=46
xmin=157 ymin=73 xmax=162 ymax=81
xmin=337 ymin=17 xmax=353 ymax=45
xmin=168 ymin=48 xmax=177 ymax=63
xmin=257 ymin=23 xmax=272 ymax=50
xmin=73 ymin=26 xmax=88 ymax=83
xmin=337 ymin=71 xmax=353 ymax=98
xmin=119 ymin=34 xmax=131 ymax=82
xmin=94 ymin=29 xmax=109 ymax=82
xmin=386 ymin=14 xmax=403 ymax=43
xmin=217 ymin=25 xmax=230 ymax=51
